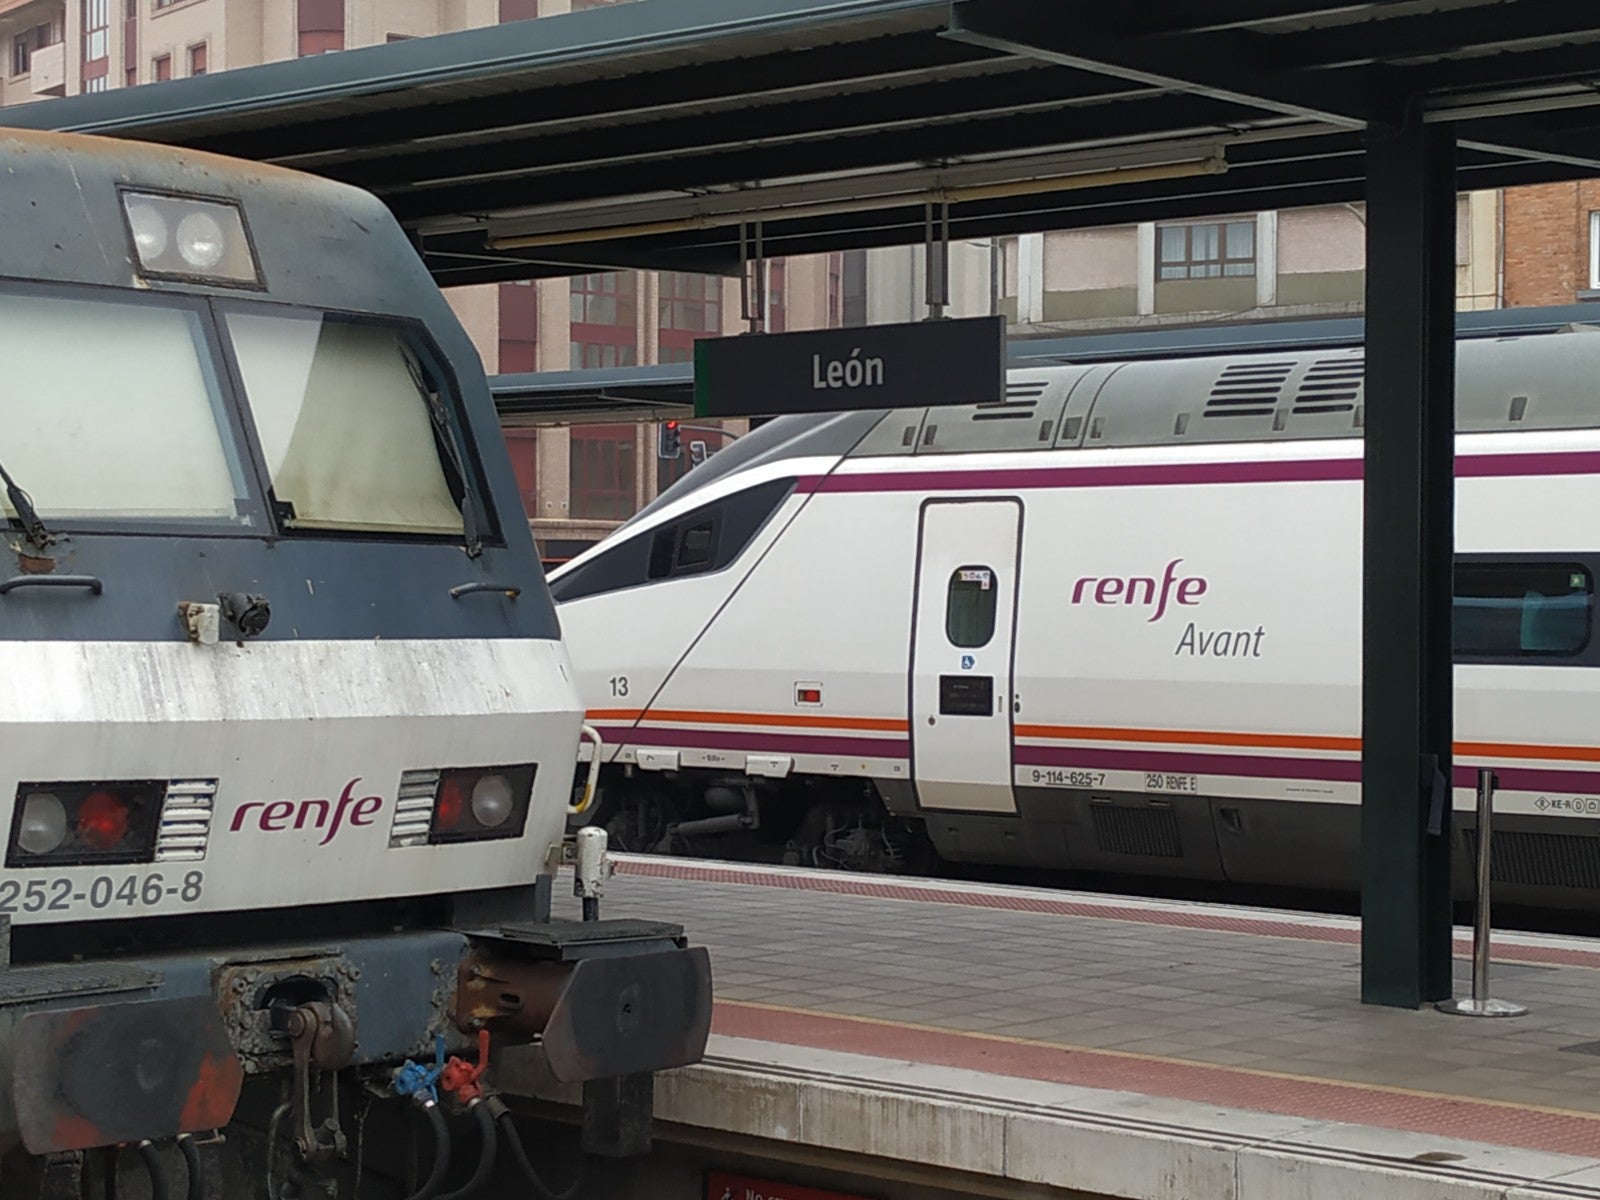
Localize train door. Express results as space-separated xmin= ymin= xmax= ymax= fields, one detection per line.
xmin=910 ymin=499 xmax=1021 ymax=813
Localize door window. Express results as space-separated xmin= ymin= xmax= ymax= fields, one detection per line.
xmin=947 ymin=566 xmax=997 ymax=647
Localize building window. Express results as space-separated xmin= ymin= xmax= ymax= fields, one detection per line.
xmin=570 ymin=273 xmax=637 ymax=369
xmin=841 ymin=249 xmax=867 ymax=326
xmin=297 ymin=0 xmax=344 ymax=56
xmin=152 ymin=54 xmax=170 ymax=80
xmin=1590 ymin=212 xmax=1600 ymax=290
xmin=1158 ymin=220 xmax=1256 ymax=280
xmin=766 ymin=260 xmax=787 ymax=333
xmin=11 ymin=22 xmax=60 ymax=76
xmin=827 ymin=253 xmax=842 ymax=326
xmin=83 ymin=0 xmax=108 ymax=62
xmin=569 ymin=425 xmax=636 ymax=521
xmin=82 ymin=74 xmax=107 ymax=92
xmin=187 ymin=42 xmax=205 ymax=75
xmin=658 ymin=272 xmax=720 ymax=363
xmin=497 ymin=281 xmax=538 ymax=374
xmin=502 ymin=428 xmax=538 ymax=517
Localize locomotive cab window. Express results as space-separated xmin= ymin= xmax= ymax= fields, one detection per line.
xmin=1454 ymin=561 xmax=1592 ymax=658
xmin=0 ymin=286 xmax=254 ymax=530
xmin=224 ymin=310 xmax=478 ymax=540
xmin=947 ymin=566 xmax=998 ymax=648
xmin=648 ymin=514 xmax=719 ymax=580
xmin=550 ymin=476 xmax=795 ymax=603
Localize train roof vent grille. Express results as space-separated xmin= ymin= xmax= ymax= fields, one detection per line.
xmin=1203 ymin=361 xmax=1294 ymax=418
xmin=1291 ymin=358 xmax=1365 ymax=416
xmin=971 ymin=379 xmax=1049 ymax=422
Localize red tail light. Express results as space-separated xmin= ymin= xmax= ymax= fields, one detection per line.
xmin=78 ymin=791 xmax=131 ymax=850
xmin=7 ymin=781 xmax=162 ymax=867
xmin=428 ymin=764 xmax=535 ymax=845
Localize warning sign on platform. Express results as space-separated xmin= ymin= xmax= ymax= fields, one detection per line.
xmin=706 ymin=1171 xmax=873 ymax=1200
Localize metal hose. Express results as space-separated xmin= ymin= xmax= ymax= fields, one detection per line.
xmin=497 ymin=1111 xmax=585 ymax=1200
xmin=438 ymin=1102 xmax=498 ymax=1200
xmin=136 ymin=1141 xmax=173 ymax=1200
xmin=177 ymin=1135 xmax=203 ymax=1200
xmin=399 ymin=1103 xmax=453 ymax=1200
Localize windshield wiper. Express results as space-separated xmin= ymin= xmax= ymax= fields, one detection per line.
xmin=401 ymin=348 xmax=484 ymax=559
xmin=0 ymin=460 xmax=53 ymax=550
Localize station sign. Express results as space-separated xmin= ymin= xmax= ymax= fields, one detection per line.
xmin=693 ymin=314 xmax=1005 ymax=418
xmin=706 ymin=1171 xmax=874 ymax=1200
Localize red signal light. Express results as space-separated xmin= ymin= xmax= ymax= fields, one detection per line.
xmin=78 ymin=790 xmax=131 ymax=851
xmin=666 ymin=420 xmax=679 ymax=430
xmin=435 ymin=778 xmax=466 ymax=832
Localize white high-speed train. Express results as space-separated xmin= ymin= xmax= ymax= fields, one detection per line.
xmin=553 ymin=328 xmax=1600 ymax=909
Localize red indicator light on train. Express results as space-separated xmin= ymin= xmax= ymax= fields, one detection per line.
xmin=77 ymin=791 xmax=131 ymax=851
xmin=434 ymin=778 xmax=466 ymax=833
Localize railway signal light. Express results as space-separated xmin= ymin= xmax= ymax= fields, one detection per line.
xmin=657 ymin=420 xmax=682 ymax=460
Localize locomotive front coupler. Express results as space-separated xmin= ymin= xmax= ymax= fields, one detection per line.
xmin=448 ymin=834 xmax=711 ymax=1158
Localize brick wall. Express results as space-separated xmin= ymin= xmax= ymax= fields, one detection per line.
xmin=1503 ymin=181 xmax=1600 ymax=307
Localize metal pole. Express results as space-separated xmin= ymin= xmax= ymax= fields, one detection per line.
xmin=1437 ymin=769 xmax=1526 ymax=1017
xmin=924 ymin=201 xmax=949 ymax=320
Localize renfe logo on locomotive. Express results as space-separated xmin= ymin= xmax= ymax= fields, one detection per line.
xmin=229 ymin=778 xmax=383 ymax=845
xmin=1071 ymin=558 xmax=1207 ymax=623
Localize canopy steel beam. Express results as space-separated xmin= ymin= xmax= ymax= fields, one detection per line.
xmin=1265 ymin=0 xmax=1600 ymax=72
xmin=1360 ymin=113 xmax=1457 ymax=1010
xmin=383 ymin=92 xmax=1263 ymax=224
xmin=251 ymin=33 xmax=998 ymax=167
xmin=343 ymin=68 xmax=1150 ymax=194
xmin=945 ymin=0 xmax=1377 ymax=126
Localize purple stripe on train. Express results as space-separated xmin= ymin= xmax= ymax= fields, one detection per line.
xmin=798 ymin=449 xmax=1600 ymax=495
xmin=1017 ymin=744 xmax=1600 ymax=797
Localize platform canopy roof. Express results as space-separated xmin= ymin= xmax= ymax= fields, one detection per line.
xmin=491 ymin=303 xmax=1600 ymax=424
xmin=6 ymin=0 xmax=1600 ymax=287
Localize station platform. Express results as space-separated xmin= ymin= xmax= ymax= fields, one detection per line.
xmin=501 ymin=856 xmax=1600 ymax=1200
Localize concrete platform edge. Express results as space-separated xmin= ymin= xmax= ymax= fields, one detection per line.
xmin=499 ymin=1036 xmax=1600 ymax=1200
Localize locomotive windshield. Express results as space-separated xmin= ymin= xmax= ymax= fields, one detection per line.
xmin=0 ymin=286 xmax=477 ymax=543
xmin=225 ymin=310 xmax=468 ymax=538
xmin=0 ymin=286 xmax=254 ymax=527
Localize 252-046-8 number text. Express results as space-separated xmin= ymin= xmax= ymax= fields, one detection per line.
xmin=0 ymin=871 xmax=204 ymax=914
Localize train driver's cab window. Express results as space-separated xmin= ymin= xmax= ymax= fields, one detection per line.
xmin=0 ymin=287 xmax=252 ymax=529
xmin=225 ymin=310 xmax=472 ymax=538
xmin=947 ymin=566 xmax=998 ymax=647
xmin=1454 ymin=562 xmax=1592 ymax=658
xmin=648 ymin=514 xmax=719 ymax=580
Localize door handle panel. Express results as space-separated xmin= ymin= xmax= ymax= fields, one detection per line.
xmin=939 ymin=674 xmax=994 ymax=716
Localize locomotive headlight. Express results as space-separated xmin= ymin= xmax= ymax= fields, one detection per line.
xmin=124 ymin=201 xmax=169 ymax=261
xmin=16 ymin=793 xmax=67 ymax=855
xmin=416 ymin=764 xmax=536 ymax=845
xmin=6 ymin=781 xmax=163 ymax=867
xmin=119 ymin=189 xmax=261 ymax=286
xmin=176 ymin=210 xmax=226 ymax=270
xmin=470 ymin=774 xmax=515 ymax=828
